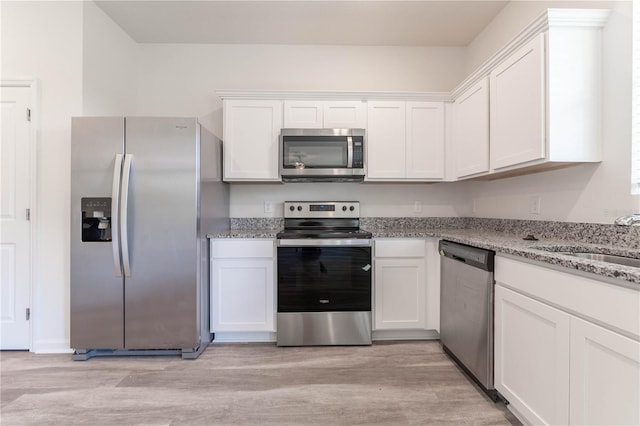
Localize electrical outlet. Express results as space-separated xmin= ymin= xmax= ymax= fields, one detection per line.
xmin=264 ymin=201 xmax=273 ymax=213
xmin=414 ymin=201 xmax=422 ymax=213
xmin=529 ymin=196 xmax=541 ymax=215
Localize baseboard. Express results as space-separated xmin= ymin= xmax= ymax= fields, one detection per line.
xmin=33 ymin=339 xmax=73 ymax=354
xmin=209 ymin=330 xmax=440 ymax=344
xmin=211 ymin=332 xmax=277 ymax=343
xmin=372 ymin=329 xmax=440 ymax=341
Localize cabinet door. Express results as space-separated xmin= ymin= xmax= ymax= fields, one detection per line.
xmin=223 ymin=100 xmax=282 ymax=180
xmin=367 ymin=101 xmax=406 ymax=179
xmin=454 ymin=78 xmax=489 ymax=178
xmin=405 ymin=102 xmax=444 ymax=179
xmin=570 ymin=317 xmax=640 ymax=426
xmin=495 ymin=285 xmax=570 ymax=426
xmin=323 ymin=101 xmax=366 ymax=129
xmin=374 ymin=258 xmax=426 ymax=330
xmin=490 ymin=34 xmax=546 ymax=170
xmin=283 ymin=101 xmax=323 ymax=128
xmin=210 ymin=259 xmax=275 ymax=332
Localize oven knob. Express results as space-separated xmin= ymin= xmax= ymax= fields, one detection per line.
xmin=349 ymin=205 xmax=355 ymax=211
xmin=342 ymin=206 xmax=347 ymax=211
xmin=297 ymin=206 xmax=302 ymax=211
xmin=289 ymin=205 xmax=295 ymax=212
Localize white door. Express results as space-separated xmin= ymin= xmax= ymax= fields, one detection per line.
xmin=1 ymin=86 xmax=32 ymax=349
xmin=374 ymin=258 xmax=426 ymax=330
xmin=495 ymin=285 xmax=571 ymax=426
xmin=222 ymin=100 xmax=283 ymax=181
xmin=210 ymin=259 xmax=275 ymax=332
xmin=569 ymin=317 xmax=640 ymax=426
xmin=490 ymin=34 xmax=546 ymax=170
xmin=405 ymin=102 xmax=445 ymax=179
xmin=366 ymin=101 xmax=406 ymax=179
xmin=323 ymin=101 xmax=366 ymax=129
xmin=283 ymin=101 xmax=323 ymax=128
xmin=454 ymin=78 xmax=490 ymax=178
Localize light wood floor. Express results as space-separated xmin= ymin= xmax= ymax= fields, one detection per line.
xmin=1 ymin=341 xmax=520 ymax=425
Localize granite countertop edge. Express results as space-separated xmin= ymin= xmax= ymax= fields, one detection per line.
xmin=207 ymin=228 xmax=640 ymax=285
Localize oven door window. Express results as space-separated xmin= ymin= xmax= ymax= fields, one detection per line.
xmin=277 ymin=246 xmax=372 ymax=312
xmin=282 ymin=138 xmax=348 ymax=168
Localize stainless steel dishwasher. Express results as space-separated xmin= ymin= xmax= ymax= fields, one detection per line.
xmin=439 ymin=240 xmax=497 ymax=400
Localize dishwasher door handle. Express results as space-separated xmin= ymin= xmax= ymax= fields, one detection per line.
xmin=451 ymin=254 xmax=467 ymax=263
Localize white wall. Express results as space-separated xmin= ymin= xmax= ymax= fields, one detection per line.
xmin=2 ymin=1 xmax=138 ymax=353
xmin=82 ymin=1 xmax=137 ymax=115
xmin=135 ymin=43 xmax=469 ymax=216
xmin=466 ymin=1 xmax=639 ymax=223
xmin=229 ymin=182 xmax=471 ymax=218
xmin=2 ymin=1 xmax=83 ymax=353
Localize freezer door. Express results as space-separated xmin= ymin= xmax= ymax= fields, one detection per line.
xmin=70 ymin=117 xmax=125 ymax=350
xmin=123 ymin=117 xmax=200 ymax=349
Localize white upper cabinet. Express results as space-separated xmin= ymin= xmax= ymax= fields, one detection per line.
xmin=283 ymin=101 xmax=366 ymax=129
xmin=219 ymin=9 xmax=609 ymax=182
xmin=488 ymin=13 xmax=606 ymax=173
xmin=367 ymin=101 xmax=445 ymax=181
xmin=283 ymin=101 xmax=323 ymax=128
xmin=453 ymin=77 xmax=490 ymax=178
xmin=490 ymin=34 xmax=546 ymax=170
xmin=367 ymin=101 xmax=406 ymax=179
xmin=223 ymin=100 xmax=283 ymax=181
xmin=323 ymin=101 xmax=367 ymax=129
xmin=406 ymin=102 xmax=445 ymax=179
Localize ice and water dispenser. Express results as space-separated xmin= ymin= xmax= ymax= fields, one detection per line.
xmin=81 ymin=197 xmax=112 ymax=242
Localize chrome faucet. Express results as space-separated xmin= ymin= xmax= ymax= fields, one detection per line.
xmin=614 ymin=214 xmax=640 ymax=226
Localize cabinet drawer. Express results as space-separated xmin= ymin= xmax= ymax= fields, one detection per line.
xmin=375 ymin=239 xmax=426 ymax=258
xmin=211 ymin=239 xmax=274 ymax=259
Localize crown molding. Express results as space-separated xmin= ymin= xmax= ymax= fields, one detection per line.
xmin=450 ymin=8 xmax=610 ymax=98
xmin=215 ymin=90 xmax=451 ymax=102
xmin=217 ymin=9 xmax=610 ymax=104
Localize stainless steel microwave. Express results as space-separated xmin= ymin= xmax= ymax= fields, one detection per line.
xmin=280 ymin=128 xmax=365 ymax=182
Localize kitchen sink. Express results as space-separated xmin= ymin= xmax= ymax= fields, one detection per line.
xmin=560 ymin=252 xmax=640 ymax=268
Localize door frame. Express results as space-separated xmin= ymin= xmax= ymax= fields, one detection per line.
xmin=2 ymin=78 xmax=39 ymax=351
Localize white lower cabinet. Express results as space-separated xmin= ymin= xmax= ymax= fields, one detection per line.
xmin=495 ymin=256 xmax=640 ymax=426
xmin=495 ymin=285 xmax=570 ymax=425
xmin=373 ymin=239 xmax=426 ymax=330
xmin=569 ymin=317 xmax=640 ymax=426
xmin=210 ymin=239 xmax=275 ymax=333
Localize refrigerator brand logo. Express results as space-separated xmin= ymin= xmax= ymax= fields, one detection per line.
xmin=175 ymin=125 xmax=188 ymax=129
xmin=319 ymin=299 xmax=329 ymax=304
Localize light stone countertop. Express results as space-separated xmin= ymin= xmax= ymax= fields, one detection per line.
xmin=208 ymin=227 xmax=640 ymax=285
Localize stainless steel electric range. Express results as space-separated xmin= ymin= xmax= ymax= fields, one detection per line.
xmin=276 ymin=201 xmax=373 ymax=346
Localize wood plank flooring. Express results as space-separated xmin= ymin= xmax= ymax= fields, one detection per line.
xmin=1 ymin=341 xmax=520 ymax=425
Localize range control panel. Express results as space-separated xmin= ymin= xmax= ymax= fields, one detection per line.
xmin=283 ymin=201 xmax=360 ymax=219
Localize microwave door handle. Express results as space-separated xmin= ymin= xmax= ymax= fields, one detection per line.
xmin=347 ymin=136 xmax=353 ymax=168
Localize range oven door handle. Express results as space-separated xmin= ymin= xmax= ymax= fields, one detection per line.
xmin=278 ymin=239 xmax=372 ymax=247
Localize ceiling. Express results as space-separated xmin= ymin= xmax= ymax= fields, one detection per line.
xmin=95 ymin=1 xmax=510 ymax=46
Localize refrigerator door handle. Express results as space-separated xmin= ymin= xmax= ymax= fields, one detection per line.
xmin=120 ymin=154 xmax=133 ymax=277
xmin=111 ymin=154 xmax=124 ymax=277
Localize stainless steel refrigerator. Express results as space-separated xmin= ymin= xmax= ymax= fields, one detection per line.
xmin=70 ymin=117 xmax=229 ymax=360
